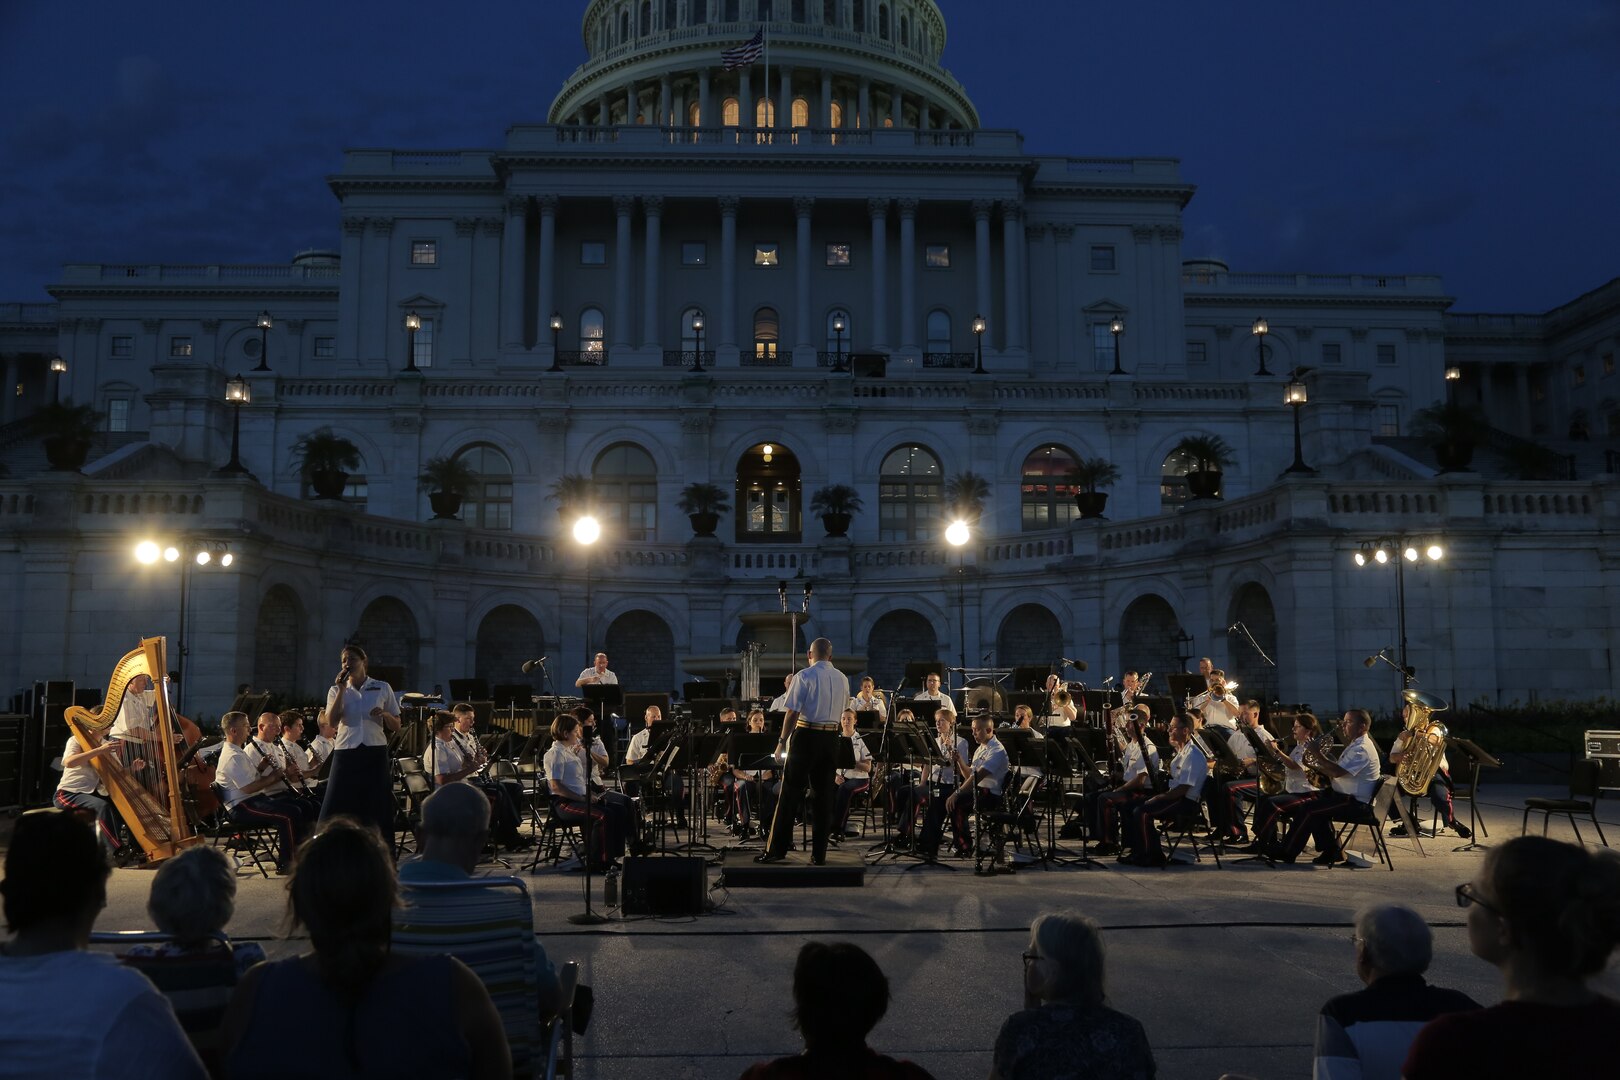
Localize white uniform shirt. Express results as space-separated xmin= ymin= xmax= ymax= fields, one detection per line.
xmin=1285 ymin=742 xmax=1315 ymax=795
xmin=1011 ymin=726 xmax=1045 ymax=780
xmin=575 ymin=667 xmax=618 ymax=686
xmin=216 ymin=742 xmax=261 ymax=810
xmin=1120 ymin=737 xmax=1161 ymax=785
xmin=544 ymin=741 xmax=589 ymax=801
xmin=324 ymin=678 xmax=400 ymax=750
xmin=247 ymin=738 xmax=291 ymax=796
xmin=836 ymin=731 xmax=872 ymax=784
xmin=932 ymin=734 xmax=971 ymax=785
xmin=970 ymin=736 xmax=1010 ymax=796
xmin=850 ymin=692 xmax=885 ymax=714
xmin=782 ymin=659 xmax=852 ymax=728
xmin=109 ymin=689 xmax=156 ymax=741
xmin=1044 ymin=707 xmax=1073 ymax=728
xmin=425 ymin=735 xmax=467 ymax=781
xmin=625 ymin=727 xmax=653 ymax=765
xmin=307 ymin=733 xmax=336 ymax=768
xmin=58 ymin=736 xmax=106 ymax=796
xmin=912 ymin=689 xmax=956 ymax=717
xmin=279 ymin=737 xmax=314 ymax=778
xmin=1332 ymin=733 xmax=1382 ymax=802
xmin=1221 ymin=725 xmax=1256 ymax=763
xmin=1168 ymin=742 xmax=1210 ymax=803
xmin=1202 ymin=693 xmax=1240 ymax=729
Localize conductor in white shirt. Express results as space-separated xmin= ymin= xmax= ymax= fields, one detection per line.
xmin=757 ymin=638 xmax=850 ymax=866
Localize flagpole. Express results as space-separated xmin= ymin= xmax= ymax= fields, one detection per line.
xmin=763 ymin=24 xmax=770 ymax=134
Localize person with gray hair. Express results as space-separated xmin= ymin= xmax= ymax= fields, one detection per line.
xmin=990 ymin=911 xmax=1154 ymax=1080
xmin=126 ymin=846 xmax=265 ymax=975
xmin=1311 ymin=904 xmax=1477 ymax=1080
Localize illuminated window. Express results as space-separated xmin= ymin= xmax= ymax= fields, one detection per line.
xmin=1021 ymin=445 xmax=1079 ymax=531
xmin=879 ymin=444 xmax=942 ymax=542
xmin=924 ymin=244 xmax=950 ymax=268
xmin=754 ymin=244 xmax=780 ymax=266
xmin=826 ymin=243 xmax=851 ymax=266
xmin=792 ymin=97 xmax=810 ymax=128
xmin=169 ymin=337 xmax=192 ymax=357
xmin=723 ymin=97 xmax=740 ymax=127
xmin=737 ymin=442 xmax=801 ymax=541
xmin=753 ymin=307 xmax=780 ymax=360
xmin=410 ymin=240 xmax=438 ymax=266
xmin=580 ymin=308 xmax=606 ymax=354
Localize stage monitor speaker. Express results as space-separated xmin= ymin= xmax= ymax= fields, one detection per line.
xmin=21 ymin=681 xmax=78 ymax=807
xmin=621 ymin=856 xmax=707 ymax=915
xmin=448 ymin=678 xmax=490 ymax=704
xmin=623 ymin=692 xmax=671 ymax=728
xmin=903 ymin=661 xmax=944 ymax=685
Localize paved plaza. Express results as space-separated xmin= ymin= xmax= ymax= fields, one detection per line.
xmin=60 ymin=783 xmax=1620 ymax=1079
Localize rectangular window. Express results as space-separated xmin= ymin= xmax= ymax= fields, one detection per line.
xmin=169 ymin=337 xmax=192 ymax=357
xmin=412 ymin=318 xmax=435 ymax=369
xmin=107 ymin=399 xmax=130 ymax=433
xmin=681 ymin=242 xmax=707 ymax=266
xmin=924 ymin=244 xmax=950 ymax=268
xmin=1092 ymin=323 xmax=1115 ymax=370
xmin=1573 ymin=364 xmax=1586 ymax=387
xmin=1089 ymin=245 xmax=1116 ymax=272
xmin=111 ymin=336 xmax=133 ymax=358
xmin=1186 ymin=341 xmax=1207 ymax=365
xmin=314 ymin=336 xmax=335 ymax=358
xmin=1322 ymin=342 xmax=1342 ymax=364
xmin=1377 ymin=404 xmax=1400 ymax=436
xmin=754 ymin=243 xmax=779 ymax=266
xmin=410 ymin=240 xmax=438 ymax=266
xmin=580 ymin=242 xmax=607 ymax=266
xmin=825 ymin=243 xmax=851 ymax=266
xmin=1376 ymin=343 xmax=1397 ymax=365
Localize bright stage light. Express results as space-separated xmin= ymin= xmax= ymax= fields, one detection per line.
xmin=135 ymin=541 xmax=160 ymax=565
xmin=945 ymin=520 xmax=970 ymax=547
xmin=572 ymin=515 xmax=601 ymax=545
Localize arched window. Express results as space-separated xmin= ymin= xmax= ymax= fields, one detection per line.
xmin=620 ymin=10 xmax=631 ymax=41
xmin=879 ymin=444 xmax=942 ymax=542
xmin=1020 ymin=444 xmax=1079 ymax=531
xmin=1160 ymin=448 xmax=1196 ymax=513
xmin=640 ymin=1 xmax=652 ymax=35
xmin=899 ymin=13 xmax=909 ymax=45
xmin=664 ymin=0 xmax=676 ymax=29
xmin=830 ymin=101 xmax=844 ymax=128
xmin=753 ymin=306 xmax=780 ymax=362
xmin=680 ymin=307 xmax=706 ymax=350
xmin=688 ymin=101 xmax=701 ymax=126
xmin=853 ymin=0 xmax=865 ymax=31
xmin=737 ymin=441 xmax=801 ymax=542
xmin=724 ymin=0 xmax=738 ymax=20
xmin=878 ymin=3 xmax=890 ymax=39
xmin=825 ymin=309 xmax=852 ymax=353
xmin=593 ymin=443 xmax=658 ymax=541
xmin=580 ymin=307 xmax=606 ymax=356
xmin=791 ymin=97 xmax=810 ymax=128
xmin=454 ymin=443 xmax=514 ymax=530
xmin=755 ymin=98 xmax=776 ymax=127
xmin=722 ymin=96 xmax=740 ymax=126
xmin=792 ymin=0 xmax=807 ymax=20
xmin=824 ymin=0 xmax=838 ymax=25
xmin=925 ymin=309 xmax=951 ymax=354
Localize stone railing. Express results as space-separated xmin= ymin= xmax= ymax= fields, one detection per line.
xmin=1181 ymin=269 xmax=1444 ymax=293
xmin=80 ymin=488 xmax=206 ymax=519
xmin=1133 ymin=384 xmax=1249 ymax=403
xmin=730 ymin=548 xmax=819 ymax=574
xmin=1325 ymin=488 xmax=1445 ymax=517
xmin=1098 ymin=518 xmax=1186 ymax=554
xmin=851 ymin=543 xmax=949 ymax=570
xmin=1481 ymin=488 xmax=1596 ymax=517
xmin=0 ymin=302 xmax=58 ymax=324
xmin=982 ymin=536 xmax=1072 ymax=563
xmin=60 ymin=263 xmax=340 ymax=285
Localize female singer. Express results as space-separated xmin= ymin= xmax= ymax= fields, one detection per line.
xmin=319 ymin=644 xmax=401 ymax=844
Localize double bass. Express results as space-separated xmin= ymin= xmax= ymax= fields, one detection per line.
xmin=64 ymin=637 xmax=204 ymax=863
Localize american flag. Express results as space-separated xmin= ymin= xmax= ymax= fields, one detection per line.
xmin=722 ymin=28 xmax=765 ymax=70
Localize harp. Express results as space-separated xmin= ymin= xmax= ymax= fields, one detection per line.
xmin=63 ymin=636 xmax=200 ymax=862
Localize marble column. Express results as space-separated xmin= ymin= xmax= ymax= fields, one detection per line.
xmin=719 ymin=195 xmax=739 ymax=352
xmin=625 ymin=81 xmax=637 ymax=124
xmin=1132 ymin=225 xmax=1154 ymax=367
xmin=500 ymin=198 xmax=528 ymax=352
xmin=795 ymin=197 xmax=814 ymax=351
xmin=1514 ymin=363 xmax=1532 ymax=436
xmin=612 ymin=195 xmax=635 ymax=351
xmin=1053 ymin=225 xmax=1075 ymax=364
xmin=1 ymin=354 xmax=16 ymax=424
xmin=1001 ymin=202 xmax=1023 ymax=352
xmin=739 ymin=71 xmax=752 ymax=125
xmin=897 ymin=197 xmax=917 ymax=354
xmin=869 ymin=198 xmax=890 ymax=352
xmin=858 ymin=78 xmax=872 ymax=129
xmin=890 ymin=83 xmax=903 ymax=126
xmin=821 ymin=70 xmax=833 ymax=126
xmin=659 ymin=75 xmax=672 ymax=126
xmin=537 ymin=196 xmax=557 ymax=341
xmin=642 ymin=196 xmax=663 ymax=348
xmin=597 ymin=91 xmax=611 ymax=125
xmin=699 ymin=69 xmax=712 ymax=127
xmin=338 ymin=216 xmax=366 ymax=359
xmin=777 ymin=65 xmax=792 ymax=132
xmin=972 ymin=200 xmax=994 ymax=337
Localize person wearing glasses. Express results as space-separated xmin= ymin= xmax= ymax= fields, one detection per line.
xmin=990 ymin=910 xmax=1154 ymax=1080
xmin=1404 ymin=836 xmax=1620 ymax=1078
xmin=1311 ymin=904 xmax=1477 ymax=1080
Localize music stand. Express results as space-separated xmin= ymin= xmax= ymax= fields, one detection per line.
xmin=1037 ymin=729 xmax=1101 ymax=868
xmin=995 ymin=729 xmax=1048 ymax=869
xmin=726 ymin=733 xmax=780 ymax=848
xmin=853 ymin=709 xmax=883 ymax=732
xmin=868 ymin=723 xmax=955 ymax=872
xmin=582 ymin=686 xmax=623 ymax=768
xmin=903 ymin=661 xmax=944 ymax=685
xmin=1446 ymin=737 xmax=1500 ymax=852
xmin=1166 ymin=673 xmax=1203 ymax=705
xmin=448 ymin=678 xmax=489 ymax=703
xmin=673 ymin=730 xmax=726 ymax=858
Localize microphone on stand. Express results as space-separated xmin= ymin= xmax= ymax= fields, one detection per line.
xmin=1227 ymin=623 xmax=1242 ymax=634
xmin=521 ymin=656 xmax=549 ymax=674
xmin=1060 ymin=656 xmax=1089 ymax=672
xmin=1102 ymin=676 xmax=1114 ymax=685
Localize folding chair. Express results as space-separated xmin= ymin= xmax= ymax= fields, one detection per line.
xmin=196 ymin=784 xmax=278 ymax=878
xmin=1335 ymin=776 xmax=1399 ymax=871
xmin=529 ymin=797 xmax=587 ymax=870
xmin=1522 ymin=758 xmax=1609 ymax=847
xmin=92 ymin=930 xmax=240 ymax=1074
xmin=1161 ymin=799 xmax=1223 ymax=867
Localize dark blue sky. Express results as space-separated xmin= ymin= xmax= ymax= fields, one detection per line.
xmin=3 ymin=0 xmax=1615 ymax=312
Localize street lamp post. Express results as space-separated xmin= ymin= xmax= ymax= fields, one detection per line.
xmin=1109 ymin=316 xmax=1125 ymax=375
xmin=945 ymin=519 xmax=971 ymax=669
xmin=252 ymin=311 xmax=273 ymax=372
xmin=548 ymin=313 xmax=565 ymax=372
xmin=1251 ymin=316 xmax=1272 ymax=377
xmin=49 ymin=357 xmax=67 ymax=404
xmin=832 ymin=314 xmax=847 ymax=373
xmin=1284 ymin=369 xmax=1314 ymax=474
xmin=971 ymin=315 xmax=987 ymax=375
xmin=690 ymin=314 xmax=706 ymax=373
xmin=216 ymin=374 xmax=253 ymax=477
xmin=1353 ymin=537 xmax=1444 ymax=689
xmin=404 ymin=311 xmax=421 ymax=372
xmin=1445 ymin=364 xmax=1461 ymax=407
xmin=573 ymin=514 xmax=601 ymax=661
xmin=134 ymin=537 xmax=237 ymax=713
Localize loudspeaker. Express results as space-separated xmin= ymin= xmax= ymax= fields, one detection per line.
xmin=20 ymin=681 xmax=77 ymax=808
xmin=1584 ymin=730 xmax=1620 ymax=793
xmin=0 ymin=713 xmax=25 ymax=809
xmin=621 ymin=856 xmax=706 ymax=915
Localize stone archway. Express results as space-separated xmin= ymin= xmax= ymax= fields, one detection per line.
xmin=604 ymin=610 xmax=675 ymax=692
xmin=865 ymin=610 xmax=938 ymax=688
xmin=355 ymin=596 xmax=420 ymax=691
xmin=995 ymin=603 xmax=1063 ymax=668
xmin=475 ymin=605 xmax=545 ymax=690
xmin=252 ymin=585 xmax=303 ymax=696
xmin=1118 ymin=594 xmax=1181 ymax=683
xmin=1227 ymin=583 xmax=1281 ymax=706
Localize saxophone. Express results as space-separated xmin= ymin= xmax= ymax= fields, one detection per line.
xmin=1396 ymin=691 xmax=1451 ymax=797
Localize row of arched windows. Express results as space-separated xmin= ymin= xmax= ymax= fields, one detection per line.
xmin=600 ymin=2 xmax=931 ymax=52
xmin=575 ymin=306 xmax=960 ymax=355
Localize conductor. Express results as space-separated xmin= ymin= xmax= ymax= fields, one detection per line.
xmin=756 ymin=638 xmax=849 ymax=866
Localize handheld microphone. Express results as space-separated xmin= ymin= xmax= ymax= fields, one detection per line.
xmin=521 ymin=656 xmax=549 ymax=674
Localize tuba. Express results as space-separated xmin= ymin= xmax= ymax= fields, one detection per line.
xmin=1396 ymin=689 xmax=1451 ymax=797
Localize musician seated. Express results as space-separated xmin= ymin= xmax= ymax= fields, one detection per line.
xmin=1045 ymin=683 xmax=1078 ymax=728
xmin=902 ymin=711 xmax=969 ymax=850
xmin=1122 ymin=715 xmax=1209 ymax=867
xmin=107 ymin=672 xmax=160 ymax=751
xmin=831 ymin=709 xmax=872 ymax=840
xmin=55 ymin=730 xmax=138 ymax=857
xmin=1216 ymin=701 xmax=1271 ymax=841
xmin=1388 ymin=705 xmax=1471 ymax=839
xmin=1271 ymin=709 xmax=1382 ymax=866
xmin=1083 ymin=718 xmax=1159 ymax=857
xmin=1009 ymin=705 xmax=1045 ymax=785
xmin=912 ymin=672 xmax=956 ymax=719
xmin=307 ymin=712 xmax=336 ymax=774
xmin=731 ymin=710 xmax=778 ymax=837
xmin=276 ymin=712 xmax=319 ymax=794
xmin=545 ymin=710 xmax=639 ymax=870
xmin=1247 ymin=713 xmax=1327 ymax=852
xmin=943 ymin=716 xmax=1010 ymax=859
xmin=1195 ymin=718 xmax=1250 ymax=844
xmin=1201 ymin=671 xmax=1241 ymax=730
xmin=428 ymin=711 xmax=528 ymax=851
xmin=625 ymin=705 xmax=688 ymax=828
xmin=399 ymin=782 xmax=562 ymax=1018
xmin=849 ymin=676 xmax=886 ymax=714
xmin=249 ymin=712 xmax=306 ymax=799
xmin=216 ymin=712 xmax=315 ymax=874
xmin=738 ymin=942 xmax=934 ymax=1080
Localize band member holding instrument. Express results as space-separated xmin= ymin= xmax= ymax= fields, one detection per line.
xmin=546 ymin=709 xmax=636 ymax=869
xmin=1389 ymin=703 xmax=1471 ymax=839
xmin=1121 ymin=714 xmax=1209 ymax=867
xmin=912 ymin=671 xmax=956 ymax=722
xmin=850 ymin=676 xmax=886 ymax=714
xmin=1214 ymin=700 xmax=1268 ymax=843
xmin=307 ymin=712 xmax=336 ymax=773
xmin=907 ymin=710 xmax=971 ymax=851
xmin=319 ymin=644 xmax=401 ymax=844
xmin=1246 ymin=713 xmax=1325 ymax=851
xmin=832 ymin=709 xmax=872 ymax=838
xmin=1199 ymin=671 xmax=1241 ymax=730
xmin=217 ymin=712 xmax=313 ymax=873
xmin=625 ymin=704 xmax=688 ymax=828
xmin=248 ymin=712 xmax=312 ymax=800
xmin=1042 ymin=676 xmax=1077 ymax=727
xmin=757 ymin=638 xmax=850 ymax=865
xmin=1197 ymin=657 xmax=1214 ymax=678
xmin=943 ymin=715 xmax=1009 ymax=859
xmin=1271 ymin=709 xmax=1382 ymax=866
xmin=1011 ymin=705 xmax=1045 ymax=784
xmin=1084 ymin=716 xmax=1160 ymax=856
xmin=731 ymin=710 xmax=778 ymax=837
xmin=427 ymin=711 xmax=480 ymax=784
xmin=277 ymin=712 xmax=317 ymax=791
xmin=429 ymin=709 xmax=527 ymax=850
xmin=55 ymin=730 xmax=138 ymax=855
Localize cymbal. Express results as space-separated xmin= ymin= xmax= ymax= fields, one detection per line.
xmin=1402 ymin=688 xmax=1448 ymax=711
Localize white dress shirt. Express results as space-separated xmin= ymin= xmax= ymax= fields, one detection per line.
xmin=216 ymin=742 xmax=260 ymax=809
xmin=1120 ymin=738 xmax=1161 ymax=785
xmin=544 ymin=742 xmax=589 ymax=801
xmin=109 ymin=689 xmax=156 ymax=741
xmin=625 ymin=727 xmax=653 ymax=765
xmin=970 ymin=736 xmax=1010 ymax=796
xmin=57 ymin=736 xmax=106 ymax=796
xmin=782 ymin=659 xmax=852 ymax=728
xmin=1167 ymin=742 xmax=1210 ymax=803
xmin=1331 ymin=733 xmax=1382 ymax=802
xmin=912 ymin=689 xmax=956 ymax=717
xmin=575 ymin=667 xmax=618 ymax=686
xmin=247 ymin=738 xmax=291 ymax=796
xmin=307 ymin=733 xmax=336 ymax=767
xmin=1285 ymin=743 xmax=1315 ymax=795
xmin=932 ymin=734 xmax=971 ymax=785
xmin=836 ymin=731 xmax=872 ymax=784
xmin=324 ymin=678 xmax=400 ymax=750
xmin=425 ymin=735 xmax=467 ymax=781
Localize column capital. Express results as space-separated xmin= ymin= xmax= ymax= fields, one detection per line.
xmin=1155 ymin=224 xmax=1183 ymax=242
xmin=971 ymin=199 xmax=995 ymax=221
xmin=1000 ymin=199 xmax=1023 ymax=220
xmin=897 ymin=197 xmax=919 ymax=218
xmin=505 ymin=195 xmax=529 ymax=217
xmin=283 ymin=318 xmax=305 ymax=334
xmin=76 ymin=317 xmax=100 ymax=334
xmin=1132 ymin=225 xmax=1155 ymax=243
xmin=141 ymin=318 xmax=162 ymax=334
xmin=454 ymin=217 xmax=478 ymax=237
xmin=793 ymin=196 xmax=815 ymax=218
xmin=718 ymin=195 xmax=741 ymax=215
xmin=1024 ymin=223 xmax=1045 ymax=242
xmin=1052 ymin=224 xmax=1075 ymax=241
xmin=342 ymin=216 xmax=369 ymax=236
xmin=537 ymin=194 xmax=559 ymax=214
xmin=612 ymin=194 xmax=637 ymax=216
xmin=867 ymin=197 xmax=889 ymax=220
xmin=371 ymin=218 xmax=394 ymax=237
xmin=643 ymin=195 xmax=665 ymax=216
xmin=200 ymin=319 xmax=221 ymax=333
xmin=480 ymin=217 xmax=504 ymax=237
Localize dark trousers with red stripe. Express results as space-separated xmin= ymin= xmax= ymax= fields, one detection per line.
xmin=1396 ymin=768 xmax=1457 ymax=827
xmin=833 ymin=778 xmax=870 ymax=832
xmin=1252 ymin=790 xmax=1319 ymax=847
xmin=734 ymin=778 xmax=777 ymax=829
xmin=1085 ymin=788 xmax=1149 ymax=846
xmin=56 ymin=789 xmax=122 ymax=851
xmin=231 ymin=794 xmax=315 ymax=867
xmin=951 ymin=788 xmax=1003 ymax=856
xmin=1280 ymin=791 xmax=1359 ymax=860
xmin=1127 ymin=795 xmax=1199 ymax=861
xmin=555 ymin=791 xmax=633 ymax=863
xmin=1223 ymin=778 xmax=1259 ymax=839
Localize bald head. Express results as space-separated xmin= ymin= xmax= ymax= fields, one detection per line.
xmin=420 ymin=781 xmax=492 ymax=839
xmin=809 ymin=637 xmax=832 ymax=661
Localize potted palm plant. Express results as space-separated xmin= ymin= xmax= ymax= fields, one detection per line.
xmin=1068 ymin=457 xmax=1122 ymax=520
xmin=677 ymin=481 xmax=731 ymax=537
xmin=291 ymin=428 xmax=361 ymax=500
xmin=1409 ymin=400 xmax=1487 ymax=473
xmin=418 ymin=455 xmax=479 ymax=520
xmin=547 ymin=473 xmax=594 ymax=518
xmin=30 ymin=401 xmax=104 ymax=472
xmin=1173 ymin=434 xmax=1235 ymax=500
xmin=943 ymin=471 xmax=992 ymax=524
xmin=809 ymin=484 xmax=863 ymax=537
